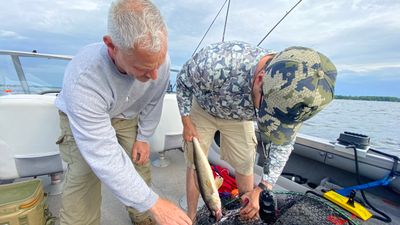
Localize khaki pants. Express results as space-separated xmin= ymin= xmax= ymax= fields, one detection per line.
xmin=57 ymin=112 xmax=154 ymax=225
xmin=184 ymin=101 xmax=257 ymax=176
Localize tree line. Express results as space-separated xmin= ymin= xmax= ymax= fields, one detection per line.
xmin=334 ymin=95 xmax=400 ymax=102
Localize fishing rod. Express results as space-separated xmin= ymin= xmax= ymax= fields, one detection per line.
xmin=221 ymin=0 xmax=231 ymax=42
xmin=257 ymin=0 xmax=303 ymax=46
xmin=193 ymin=0 xmax=303 ymax=55
xmin=192 ymin=0 xmax=230 ymax=56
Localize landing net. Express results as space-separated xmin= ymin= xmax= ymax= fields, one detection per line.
xmin=195 ymin=191 xmax=362 ymax=225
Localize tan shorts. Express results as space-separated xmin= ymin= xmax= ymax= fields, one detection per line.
xmin=184 ymin=101 xmax=257 ymax=176
xmin=57 ymin=111 xmax=154 ymax=225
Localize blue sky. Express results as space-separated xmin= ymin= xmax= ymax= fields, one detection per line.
xmin=1 ymin=0 xmax=399 ymax=97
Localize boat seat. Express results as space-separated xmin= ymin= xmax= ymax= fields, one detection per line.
xmin=149 ymin=93 xmax=183 ymax=167
xmin=0 ymin=94 xmax=64 ymax=181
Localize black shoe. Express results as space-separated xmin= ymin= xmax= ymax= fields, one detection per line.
xmin=259 ymin=190 xmax=277 ymax=223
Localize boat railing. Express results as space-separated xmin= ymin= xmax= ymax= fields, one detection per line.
xmin=0 ymin=50 xmax=180 ymax=95
xmin=0 ymin=50 xmax=72 ymax=95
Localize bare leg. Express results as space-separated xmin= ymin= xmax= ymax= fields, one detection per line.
xmin=186 ymin=167 xmax=200 ymax=222
xmin=236 ymin=172 xmax=254 ymax=194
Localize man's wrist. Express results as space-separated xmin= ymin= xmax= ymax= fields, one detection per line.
xmin=136 ymin=139 xmax=149 ymax=144
xmin=136 ymin=133 xmax=149 ymax=143
xmin=258 ymin=182 xmax=269 ymax=191
xmin=181 ymin=116 xmax=192 ymax=125
xmin=258 ymin=181 xmax=273 ymax=191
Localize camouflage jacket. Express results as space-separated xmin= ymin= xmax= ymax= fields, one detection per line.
xmin=261 ymin=141 xmax=294 ymax=186
xmin=176 ymin=41 xmax=267 ymax=120
xmin=176 ymin=41 xmax=292 ymax=186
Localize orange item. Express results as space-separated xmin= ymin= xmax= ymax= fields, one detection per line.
xmin=231 ymin=188 xmax=239 ymax=198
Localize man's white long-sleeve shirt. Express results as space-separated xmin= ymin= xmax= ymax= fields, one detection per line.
xmin=55 ymin=43 xmax=170 ymax=212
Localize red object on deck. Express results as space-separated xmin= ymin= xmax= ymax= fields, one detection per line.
xmin=211 ymin=165 xmax=238 ymax=193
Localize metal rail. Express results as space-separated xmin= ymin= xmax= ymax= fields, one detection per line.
xmin=1 ymin=50 xmax=72 ymax=94
xmin=0 ymin=50 xmax=72 ymax=60
xmin=1 ymin=50 xmax=180 ymax=94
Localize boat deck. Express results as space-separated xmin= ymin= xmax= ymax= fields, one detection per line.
xmin=39 ymin=148 xmax=399 ymax=225
xmin=43 ymin=147 xmax=286 ymax=225
xmin=44 ymin=149 xmax=188 ymax=225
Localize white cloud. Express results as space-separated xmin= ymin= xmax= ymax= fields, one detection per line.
xmin=0 ymin=30 xmax=27 ymax=40
xmin=338 ymin=63 xmax=400 ymax=73
xmin=1 ymin=0 xmax=399 ymax=70
xmin=0 ymin=0 xmax=398 ymax=97
xmin=0 ymin=0 xmax=109 ymax=34
xmin=156 ymin=0 xmax=400 ymax=67
xmin=56 ymin=0 xmax=105 ymax=11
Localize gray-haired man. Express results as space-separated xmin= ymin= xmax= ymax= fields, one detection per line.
xmin=55 ymin=0 xmax=191 ymax=224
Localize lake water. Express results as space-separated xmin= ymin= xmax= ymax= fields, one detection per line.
xmin=300 ymin=99 xmax=400 ymax=157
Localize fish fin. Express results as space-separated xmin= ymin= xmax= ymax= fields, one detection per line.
xmin=214 ymin=176 xmax=224 ymax=189
xmin=203 ymin=180 xmax=210 ymax=189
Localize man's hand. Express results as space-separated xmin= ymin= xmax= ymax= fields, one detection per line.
xmin=239 ymin=187 xmax=263 ymax=219
xmin=132 ymin=141 xmax=150 ymax=165
xmin=181 ymin=116 xmax=198 ymax=142
xmin=149 ymin=198 xmax=192 ymax=225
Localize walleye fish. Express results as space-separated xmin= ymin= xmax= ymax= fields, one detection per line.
xmin=192 ymin=137 xmax=223 ymax=221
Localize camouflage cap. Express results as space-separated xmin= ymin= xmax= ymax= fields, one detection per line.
xmin=257 ymin=46 xmax=337 ymax=145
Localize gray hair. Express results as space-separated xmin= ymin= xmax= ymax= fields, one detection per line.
xmin=108 ymin=0 xmax=167 ymax=53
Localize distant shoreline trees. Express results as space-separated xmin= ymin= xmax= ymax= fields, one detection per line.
xmin=334 ymin=95 xmax=400 ymax=102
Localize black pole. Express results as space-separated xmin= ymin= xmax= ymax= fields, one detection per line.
xmin=222 ymin=0 xmax=231 ymax=42
xmin=192 ymin=0 xmax=229 ymax=56
xmin=257 ymin=0 xmax=303 ymax=46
